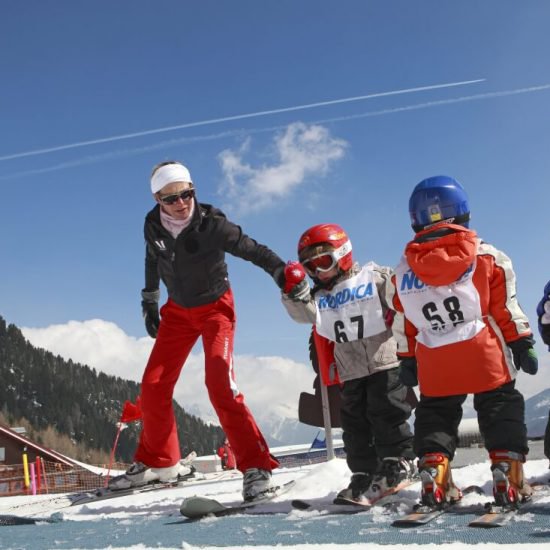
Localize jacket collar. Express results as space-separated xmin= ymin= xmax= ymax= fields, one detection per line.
xmin=405 ymin=223 xmax=478 ymax=286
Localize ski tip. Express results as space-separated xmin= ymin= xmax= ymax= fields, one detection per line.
xmin=391 ymin=509 xmax=444 ymax=527
xmin=0 ymin=514 xmax=39 ymax=526
xmin=0 ymin=513 xmax=62 ymax=526
xmin=468 ymin=514 xmax=511 ymax=528
xmin=291 ymin=499 xmax=312 ymax=510
xmin=180 ymin=479 xmax=296 ymax=519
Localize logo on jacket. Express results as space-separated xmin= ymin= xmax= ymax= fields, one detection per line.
xmin=154 ymin=240 xmax=167 ymax=251
xmin=400 ymin=264 xmax=474 ymax=293
xmin=318 ymin=283 xmax=373 ymax=310
xmin=400 ymin=270 xmax=426 ymax=292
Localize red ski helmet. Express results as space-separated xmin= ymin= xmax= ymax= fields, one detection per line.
xmin=297 ymin=223 xmax=353 ymax=277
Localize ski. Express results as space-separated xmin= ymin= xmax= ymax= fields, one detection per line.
xmin=333 ymin=476 xmax=417 ymax=506
xmin=179 ymin=480 xmax=295 ymax=519
xmin=70 ymin=472 xmax=197 ymax=506
xmin=391 ymin=506 xmax=446 ymax=526
xmin=0 ymin=468 xmax=199 ymax=522
xmin=0 ymin=513 xmax=63 ymax=526
xmin=468 ymin=482 xmax=549 ymax=528
xmin=291 ymin=477 xmax=417 ymax=515
xmin=468 ymin=508 xmax=515 ymax=528
xmin=291 ymin=499 xmax=370 ymax=515
xmin=391 ymin=485 xmax=486 ymax=527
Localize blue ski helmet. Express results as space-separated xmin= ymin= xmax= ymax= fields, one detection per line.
xmin=409 ymin=175 xmax=470 ymax=232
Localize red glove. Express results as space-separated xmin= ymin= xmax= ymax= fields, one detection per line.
xmin=283 ymin=261 xmax=307 ymax=293
xmin=283 ymin=261 xmax=310 ymax=301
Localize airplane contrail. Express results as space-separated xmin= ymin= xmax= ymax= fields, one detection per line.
xmin=0 ymin=79 xmax=484 ymax=162
xmin=3 ymin=82 xmax=549 ymax=181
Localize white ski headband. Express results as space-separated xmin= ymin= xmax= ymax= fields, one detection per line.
xmin=151 ymin=163 xmax=193 ymax=194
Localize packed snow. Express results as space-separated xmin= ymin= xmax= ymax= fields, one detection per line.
xmin=1 ymin=444 xmax=550 ymax=549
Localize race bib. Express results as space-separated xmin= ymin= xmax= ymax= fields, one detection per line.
xmin=315 ymin=263 xmax=387 ymax=343
xmin=395 ymin=257 xmax=485 ymax=348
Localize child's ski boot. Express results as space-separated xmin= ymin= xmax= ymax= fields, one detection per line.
xmin=418 ymin=452 xmax=462 ymax=508
xmin=490 ymin=450 xmax=532 ymax=508
xmin=334 ymin=472 xmax=374 ymax=504
xmin=368 ymin=457 xmax=417 ymax=500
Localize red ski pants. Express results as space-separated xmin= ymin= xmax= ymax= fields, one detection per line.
xmin=134 ymin=289 xmax=278 ymax=472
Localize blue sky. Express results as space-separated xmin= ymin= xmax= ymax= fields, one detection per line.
xmin=2 ymin=2 xmax=550 ymax=415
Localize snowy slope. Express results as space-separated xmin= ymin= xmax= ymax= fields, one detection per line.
xmin=1 ymin=446 xmax=550 ymax=549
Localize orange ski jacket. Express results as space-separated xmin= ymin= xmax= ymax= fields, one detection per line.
xmin=388 ymin=224 xmax=532 ymax=397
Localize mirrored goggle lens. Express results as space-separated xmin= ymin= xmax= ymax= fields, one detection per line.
xmin=160 ymin=189 xmax=195 ymax=205
xmin=302 ymin=253 xmax=337 ymax=275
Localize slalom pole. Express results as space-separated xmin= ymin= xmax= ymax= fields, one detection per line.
xmin=22 ymin=447 xmax=30 ymax=491
xmin=30 ymin=463 xmax=36 ymax=495
xmin=35 ymin=457 xmax=41 ymax=493
xmin=105 ymin=423 xmax=125 ymax=487
xmin=41 ymin=457 xmax=49 ymax=493
xmin=319 ymin=383 xmax=335 ymax=461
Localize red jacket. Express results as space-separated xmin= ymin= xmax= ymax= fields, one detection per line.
xmin=390 ymin=224 xmax=532 ymax=397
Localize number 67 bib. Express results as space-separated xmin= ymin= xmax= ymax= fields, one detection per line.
xmin=395 ymin=257 xmax=485 ymax=348
xmin=314 ymin=263 xmax=387 ymax=343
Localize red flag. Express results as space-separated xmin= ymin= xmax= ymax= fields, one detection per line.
xmin=120 ymin=397 xmax=142 ymax=423
xmin=312 ymin=327 xmax=340 ymax=386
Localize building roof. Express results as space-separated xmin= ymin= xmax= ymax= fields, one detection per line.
xmin=0 ymin=424 xmax=76 ymax=466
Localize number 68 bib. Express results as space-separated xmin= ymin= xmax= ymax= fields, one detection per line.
xmin=395 ymin=256 xmax=485 ymax=348
xmin=314 ymin=263 xmax=387 ymax=343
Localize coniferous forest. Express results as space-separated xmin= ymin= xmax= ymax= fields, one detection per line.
xmin=0 ymin=316 xmax=224 ymax=464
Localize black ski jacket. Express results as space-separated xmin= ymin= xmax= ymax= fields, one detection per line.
xmin=143 ymin=201 xmax=286 ymax=308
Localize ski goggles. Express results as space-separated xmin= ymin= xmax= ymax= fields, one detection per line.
xmin=301 ymin=241 xmax=352 ymax=277
xmin=159 ymin=188 xmax=195 ymax=205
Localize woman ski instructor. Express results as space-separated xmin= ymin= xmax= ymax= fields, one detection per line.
xmin=109 ymin=160 xmax=287 ymax=502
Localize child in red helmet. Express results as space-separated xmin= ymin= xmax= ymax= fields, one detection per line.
xmin=388 ymin=175 xmax=537 ymax=509
xmin=282 ymin=223 xmax=416 ymax=504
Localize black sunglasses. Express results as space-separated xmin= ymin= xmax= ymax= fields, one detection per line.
xmin=159 ymin=188 xmax=195 ymax=205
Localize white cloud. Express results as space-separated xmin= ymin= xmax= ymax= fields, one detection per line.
xmin=218 ymin=122 xmax=347 ymax=213
xmin=21 ymin=320 xmax=153 ymax=383
xmin=21 ymin=319 xmax=315 ymax=429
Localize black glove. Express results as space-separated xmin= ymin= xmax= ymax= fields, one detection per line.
xmin=508 ymin=336 xmax=538 ymax=375
xmin=398 ymin=357 xmax=418 ymax=387
xmin=141 ymin=289 xmax=160 ymax=338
